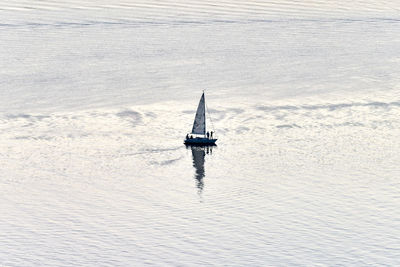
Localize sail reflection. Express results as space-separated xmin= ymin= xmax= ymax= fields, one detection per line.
xmin=187 ymin=145 xmax=214 ymax=195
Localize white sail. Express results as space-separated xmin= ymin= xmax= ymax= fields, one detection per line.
xmin=191 ymin=93 xmax=206 ymax=135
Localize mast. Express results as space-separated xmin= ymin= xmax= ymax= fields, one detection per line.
xmin=203 ymin=91 xmax=206 ymax=136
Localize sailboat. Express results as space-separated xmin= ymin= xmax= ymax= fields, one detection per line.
xmin=184 ymin=92 xmax=217 ymax=145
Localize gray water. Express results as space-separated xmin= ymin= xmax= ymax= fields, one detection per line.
xmin=1 ymin=1 xmax=400 ymax=266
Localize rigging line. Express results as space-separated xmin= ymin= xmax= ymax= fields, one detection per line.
xmin=205 ymin=98 xmax=216 ymax=134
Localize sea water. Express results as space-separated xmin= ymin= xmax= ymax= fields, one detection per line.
xmin=1 ymin=1 xmax=400 ymax=266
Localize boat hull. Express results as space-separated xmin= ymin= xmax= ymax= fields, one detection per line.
xmin=184 ymin=138 xmax=217 ymax=145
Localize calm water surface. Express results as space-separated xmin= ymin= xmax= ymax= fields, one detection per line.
xmin=1 ymin=1 xmax=400 ymax=266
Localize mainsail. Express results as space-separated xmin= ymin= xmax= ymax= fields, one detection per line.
xmin=191 ymin=93 xmax=206 ymax=135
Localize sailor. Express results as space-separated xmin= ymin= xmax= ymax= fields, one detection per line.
xmin=186 ymin=134 xmax=189 ymax=140
xmin=210 ymin=131 xmax=213 ymax=139
xmin=190 ymin=135 xmax=193 ymax=139
xmin=206 ymin=131 xmax=210 ymax=139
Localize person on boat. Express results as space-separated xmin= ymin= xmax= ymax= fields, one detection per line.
xmin=210 ymin=131 xmax=213 ymax=139
xmin=190 ymin=135 xmax=193 ymax=139
xmin=186 ymin=134 xmax=189 ymax=140
xmin=206 ymin=131 xmax=210 ymax=139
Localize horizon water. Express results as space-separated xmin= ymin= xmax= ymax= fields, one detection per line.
xmin=1 ymin=1 xmax=400 ymax=266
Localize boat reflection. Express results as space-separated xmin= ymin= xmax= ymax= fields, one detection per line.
xmin=186 ymin=145 xmax=215 ymax=195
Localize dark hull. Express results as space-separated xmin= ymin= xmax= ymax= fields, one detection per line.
xmin=184 ymin=138 xmax=217 ymax=146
